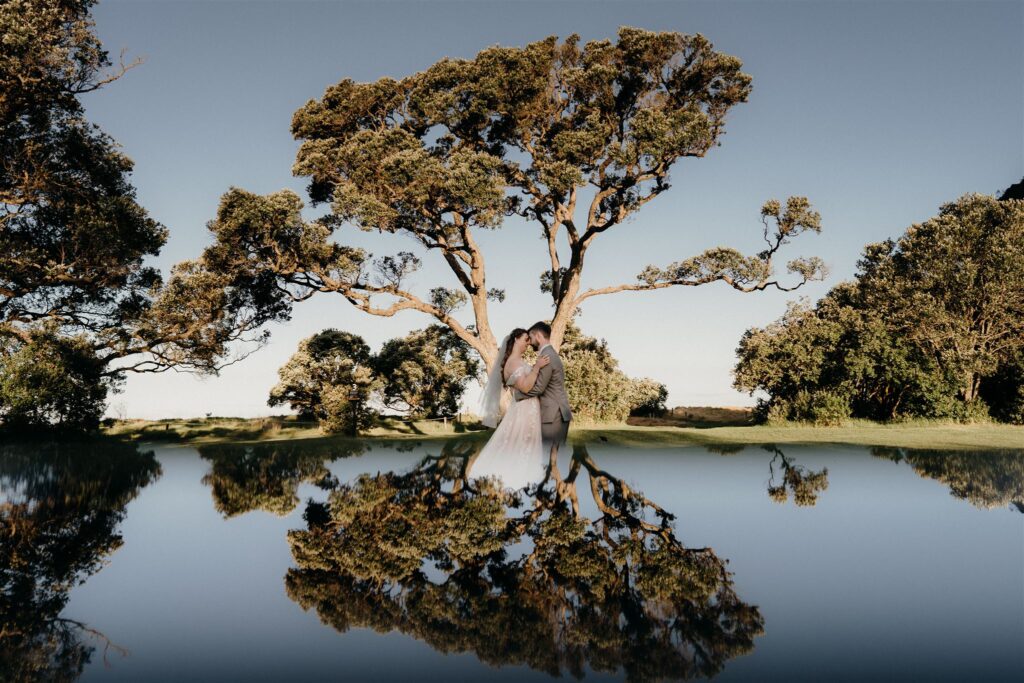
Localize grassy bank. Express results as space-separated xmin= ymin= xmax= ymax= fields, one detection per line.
xmin=574 ymin=422 xmax=1023 ymax=450
xmin=101 ymin=415 xmax=469 ymax=444
xmin=103 ymin=414 xmax=1024 ymax=451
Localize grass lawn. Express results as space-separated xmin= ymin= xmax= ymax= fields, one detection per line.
xmin=102 ymin=412 xmax=1024 ymax=451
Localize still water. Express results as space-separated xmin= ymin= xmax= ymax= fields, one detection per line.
xmin=1 ymin=437 xmax=1021 ymax=682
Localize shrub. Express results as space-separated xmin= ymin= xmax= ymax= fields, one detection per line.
xmin=0 ymin=324 xmax=116 ymax=432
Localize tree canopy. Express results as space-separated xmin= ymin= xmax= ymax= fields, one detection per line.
xmin=374 ymin=324 xmax=480 ymax=418
xmin=0 ymin=321 xmax=112 ymax=431
xmin=267 ymin=329 xmax=379 ymax=426
xmin=268 ymin=325 xmax=481 ymax=431
xmin=560 ymin=322 xmax=667 ymax=421
xmin=734 ymin=192 xmax=1024 ymax=423
xmin=0 ymin=0 xmax=276 ymax=430
xmin=1 ymin=0 xmax=162 ymax=353
xmin=179 ymin=26 xmax=824 ymax=372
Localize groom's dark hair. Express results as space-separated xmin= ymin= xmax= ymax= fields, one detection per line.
xmin=528 ymin=321 xmax=551 ymax=339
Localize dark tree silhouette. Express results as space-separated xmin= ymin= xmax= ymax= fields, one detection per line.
xmin=763 ymin=446 xmax=830 ymax=507
xmin=0 ymin=438 xmax=161 ymax=680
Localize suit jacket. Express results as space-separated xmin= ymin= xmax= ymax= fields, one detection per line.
xmin=513 ymin=345 xmax=573 ymax=424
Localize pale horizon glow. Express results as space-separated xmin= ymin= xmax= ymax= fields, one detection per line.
xmin=77 ymin=0 xmax=1023 ymax=419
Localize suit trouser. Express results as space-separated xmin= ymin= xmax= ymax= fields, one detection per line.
xmin=541 ymin=415 xmax=569 ymax=458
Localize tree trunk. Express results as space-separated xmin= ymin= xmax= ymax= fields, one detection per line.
xmin=962 ymin=372 xmax=981 ymax=402
xmin=549 ymin=268 xmax=584 ymax=349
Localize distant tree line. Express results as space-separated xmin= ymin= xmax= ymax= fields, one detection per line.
xmin=268 ymin=322 xmax=668 ymax=433
xmin=734 ymin=189 xmax=1024 ymax=425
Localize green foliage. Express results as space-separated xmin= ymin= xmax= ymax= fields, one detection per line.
xmin=780 ymin=389 xmax=852 ymax=427
xmin=269 ymin=325 xmax=480 ymax=433
xmin=373 ymin=325 xmax=480 ymax=418
xmin=290 ymin=28 xmax=752 ymax=222
xmin=980 ymin=350 xmax=1024 ymax=424
xmin=627 ymin=377 xmax=669 ymax=417
xmin=735 ymin=193 xmax=1024 ymax=423
xmin=0 ymin=1 xmax=165 ymax=352
xmin=1 ymin=0 xmax=276 ymax=430
xmin=267 ymin=329 xmax=379 ymax=434
xmin=855 ymin=193 xmax=1024 ymax=403
xmin=0 ymin=0 xmax=161 ymax=430
xmin=561 ymin=324 xmax=668 ymax=422
xmin=0 ymin=323 xmax=115 ymax=432
xmin=178 ymin=26 xmax=822 ymax=375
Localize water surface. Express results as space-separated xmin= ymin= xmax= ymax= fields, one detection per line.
xmin=1 ymin=437 xmax=1021 ymax=681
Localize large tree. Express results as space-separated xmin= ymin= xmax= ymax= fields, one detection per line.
xmin=735 ymin=192 xmax=1024 ymax=422
xmin=853 ymin=193 xmax=1024 ymax=404
xmin=373 ymin=324 xmax=480 ymax=418
xmin=188 ymin=27 xmax=824 ymax=372
xmin=0 ymin=0 xmax=276 ymax=429
xmin=267 ymin=329 xmax=378 ymax=421
xmin=267 ymin=325 xmax=479 ymax=430
xmin=0 ymin=0 xmax=162 ymax=348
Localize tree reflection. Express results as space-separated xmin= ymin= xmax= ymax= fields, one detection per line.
xmin=764 ymin=446 xmax=829 ymax=507
xmin=198 ymin=440 xmax=367 ymax=517
xmin=286 ymin=441 xmax=764 ymax=681
xmin=0 ymin=439 xmax=161 ymax=682
xmin=872 ymin=447 xmax=1024 ymax=512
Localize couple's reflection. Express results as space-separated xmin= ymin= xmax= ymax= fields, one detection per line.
xmin=285 ymin=440 xmax=765 ymax=681
xmin=0 ymin=440 xmax=161 ymax=682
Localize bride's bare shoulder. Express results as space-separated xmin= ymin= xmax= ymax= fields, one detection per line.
xmin=503 ymin=359 xmax=525 ymax=380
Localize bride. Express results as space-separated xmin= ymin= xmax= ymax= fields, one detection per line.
xmin=467 ymin=328 xmax=550 ymax=490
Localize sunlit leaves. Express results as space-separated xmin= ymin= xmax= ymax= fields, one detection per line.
xmin=734 ymin=193 xmax=1024 ymax=422
xmin=267 ymin=329 xmax=379 ymax=432
xmin=427 ymin=287 xmax=466 ymax=316
xmin=373 ymin=324 xmax=480 ymax=418
xmin=0 ymin=322 xmax=111 ymax=431
xmin=633 ymin=198 xmax=826 ymax=294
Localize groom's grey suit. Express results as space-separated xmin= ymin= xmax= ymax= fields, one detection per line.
xmin=513 ymin=344 xmax=572 ymax=450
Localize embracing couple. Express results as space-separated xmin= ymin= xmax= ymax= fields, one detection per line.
xmin=469 ymin=321 xmax=573 ymax=490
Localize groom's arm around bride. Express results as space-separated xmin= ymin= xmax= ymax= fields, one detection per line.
xmin=514 ymin=322 xmax=573 ymax=451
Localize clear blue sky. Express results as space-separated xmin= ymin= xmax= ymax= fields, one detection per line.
xmin=80 ymin=0 xmax=1023 ymax=419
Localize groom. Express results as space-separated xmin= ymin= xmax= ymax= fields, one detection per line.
xmin=514 ymin=321 xmax=572 ymax=456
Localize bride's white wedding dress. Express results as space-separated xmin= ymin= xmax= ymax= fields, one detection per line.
xmin=467 ymin=364 xmax=546 ymax=490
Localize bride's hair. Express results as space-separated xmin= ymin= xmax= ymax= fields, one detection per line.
xmin=501 ymin=328 xmax=528 ymax=378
